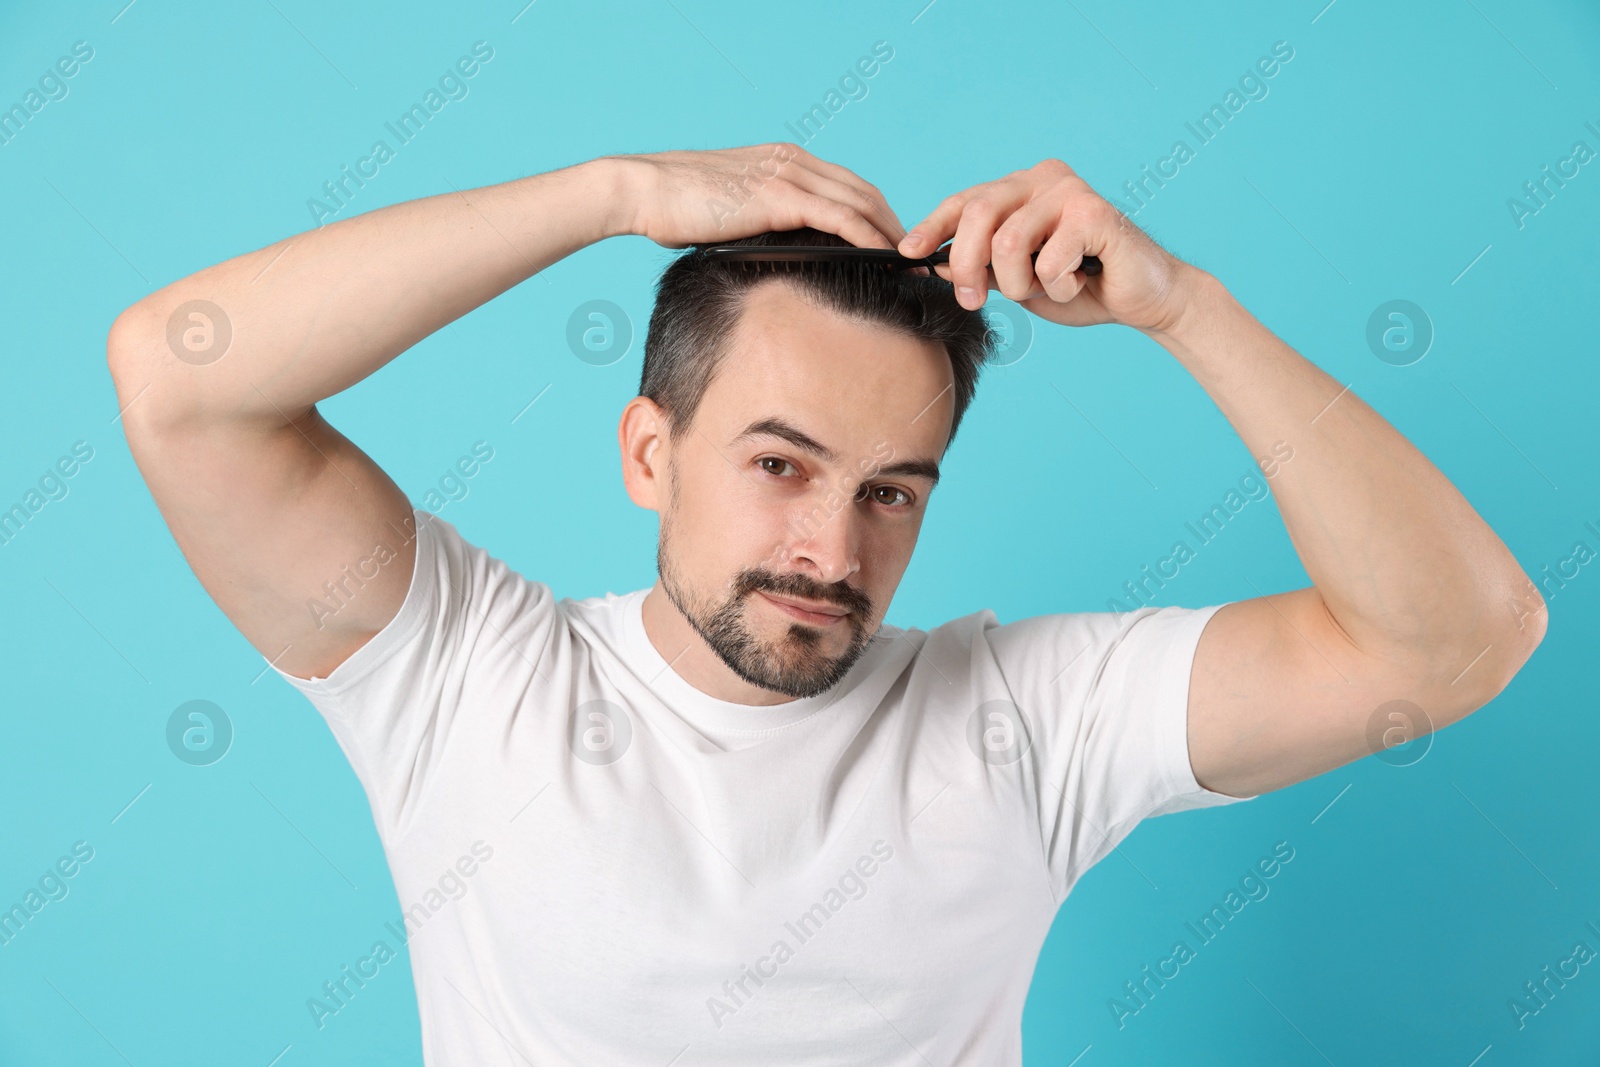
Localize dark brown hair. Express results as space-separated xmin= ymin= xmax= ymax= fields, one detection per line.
xmin=639 ymin=227 xmax=997 ymax=453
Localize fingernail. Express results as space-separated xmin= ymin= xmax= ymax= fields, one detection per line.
xmin=957 ymin=286 xmax=977 ymax=304
xmin=903 ymin=231 xmax=923 ymax=250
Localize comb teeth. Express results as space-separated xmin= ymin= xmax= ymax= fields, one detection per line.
xmin=703 ymin=244 xmax=948 ymax=274
xmin=738 ymin=258 xmax=904 ymax=274
xmin=742 ymin=259 xmax=824 ymax=274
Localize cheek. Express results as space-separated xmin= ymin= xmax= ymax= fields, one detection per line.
xmin=670 ymin=471 xmax=788 ymax=572
xmin=873 ymin=538 xmax=913 ymax=579
xmin=861 ymin=517 xmax=922 ymax=584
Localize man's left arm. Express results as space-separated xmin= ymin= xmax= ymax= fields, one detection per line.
xmin=898 ymin=159 xmax=1549 ymax=799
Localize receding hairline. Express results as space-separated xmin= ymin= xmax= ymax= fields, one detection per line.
xmin=640 ymin=231 xmax=994 ymax=454
xmin=683 ymin=279 xmax=957 ymax=451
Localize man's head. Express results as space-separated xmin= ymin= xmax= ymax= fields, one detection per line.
xmin=620 ymin=227 xmax=996 ymax=699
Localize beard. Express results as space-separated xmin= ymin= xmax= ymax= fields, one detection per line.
xmin=656 ymin=506 xmax=877 ymax=700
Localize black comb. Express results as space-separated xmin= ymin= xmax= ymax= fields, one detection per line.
xmin=699 ymin=243 xmax=1103 ymax=277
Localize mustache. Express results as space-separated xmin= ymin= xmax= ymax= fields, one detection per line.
xmin=731 ymin=569 xmax=873 ymax=617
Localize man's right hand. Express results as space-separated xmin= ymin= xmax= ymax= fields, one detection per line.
xmin=606 ymin=143 xmax=907 ymax=252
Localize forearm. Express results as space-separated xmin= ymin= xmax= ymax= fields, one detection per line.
xmin=108 ymin=157 xmax=628 ymax=428
xmin=1143 ymin=268 xmax=1545 ymax=689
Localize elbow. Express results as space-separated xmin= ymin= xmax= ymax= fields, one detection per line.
xmin=1490 ymin=586 xmax=1547 ymax=694
xmin=106 ymin=302 xmax=157 ymax=382
xmin=106 ymin=302 xmax=214 ymax=435
xmin=1512 ymin=588 xmax=1549 ymax=659
xmin=1490 ymin=568 xmax=1549 ymax=685
xmin=1443 ymin=589 xmax=1548 ymax=716
xmin=106 ymin=304 xmax=164 ymax=433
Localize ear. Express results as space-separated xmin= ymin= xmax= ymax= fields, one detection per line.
xmin=619 ymin=395 xmax=669 ymax=512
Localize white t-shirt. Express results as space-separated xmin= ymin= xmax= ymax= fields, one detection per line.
xmin=271 ymin=509 xmax=1253 ymax=1066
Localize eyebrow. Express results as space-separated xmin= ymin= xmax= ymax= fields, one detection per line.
xmin=733 ymin=416 xmax=941 ymax=488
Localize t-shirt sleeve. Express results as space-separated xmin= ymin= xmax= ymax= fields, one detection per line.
xmin=984 ymin=602 xmax=1257 ymax=896
xmin=265 ymin=508 xmax=561 ymax=840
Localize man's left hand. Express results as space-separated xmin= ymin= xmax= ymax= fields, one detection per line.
xmin=897 ymin=159 xmax=1198 ymax=335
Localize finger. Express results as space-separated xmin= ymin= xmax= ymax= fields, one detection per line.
xmin=949 ymin=214 xmax=993 ymax=308
xmin=901 ymin=160 xmax=1081 ymax=260
xmin=990 ymin=195 xmax=1061 ymax=302
xmin=1036 ymin=191 xmax=1113 ymax=299
xmin=785 ymin=147 xmax=907 ymax=242
xmin=897 ymin=176 xmax=1008 ymax=256
xmin=948 ymin=190 xmax=1028 ymax=308
xmin=774 ymin=181 xmax=899 ymax=250
xmin=1033 ymin=220 xmax=1089 ymax=304
xmin=780 ymin=165 xmax=904 ymax=247
xmin=929 ymin=261 xmax=994 ymax=286
xmin=896 ymin=186 xmax=986 ymax=260
xmin=1019 ymin=289 xmax=1103 ymax=329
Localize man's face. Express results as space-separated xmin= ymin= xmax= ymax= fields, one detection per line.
xmin=654 ymin=279 xmax=956 ymax=699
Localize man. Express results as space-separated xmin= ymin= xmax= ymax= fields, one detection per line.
xmin=107 ymin=144 xmax=1545 ymax=1064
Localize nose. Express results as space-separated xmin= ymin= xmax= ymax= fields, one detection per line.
xmin=784 ymin=486 xmax=863 ymax=587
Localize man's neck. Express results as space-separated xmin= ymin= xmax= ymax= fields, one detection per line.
xmin=639 ymin=582 xmax=798 ymax=707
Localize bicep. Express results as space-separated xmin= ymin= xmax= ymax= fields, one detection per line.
xmin=1187 ymin=586 xmax=1432 ymax=797
xmin=124 ymin=403 xmax=417 ymax=681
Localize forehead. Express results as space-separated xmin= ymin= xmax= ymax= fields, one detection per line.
xmin=696 ymin=280 xmax=956 ymax=459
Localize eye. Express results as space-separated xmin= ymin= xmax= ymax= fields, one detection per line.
xmin=757 ymin=456 xmax=799 ymax=478
xmin=864 ymin=484 xmax=913 ymax=508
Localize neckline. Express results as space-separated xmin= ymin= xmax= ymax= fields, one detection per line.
xmin=621 ymin=588 xmax=857 ymax=737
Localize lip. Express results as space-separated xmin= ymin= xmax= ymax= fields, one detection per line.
xmin=756 ymin=590 xmax=851 ymax=626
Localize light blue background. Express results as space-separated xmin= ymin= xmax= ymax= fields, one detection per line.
xmin=3 ymin=0 xmax=1597 ymax=1063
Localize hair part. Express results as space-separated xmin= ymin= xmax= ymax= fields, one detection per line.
xmin=638 ymin=227 xmax=997 ymax=454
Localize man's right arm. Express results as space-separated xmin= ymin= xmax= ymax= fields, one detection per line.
xmin=106 ymin=144 xmax=908 ymax=682
xmin=105 ymin=160 xmax=633 ymax=680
